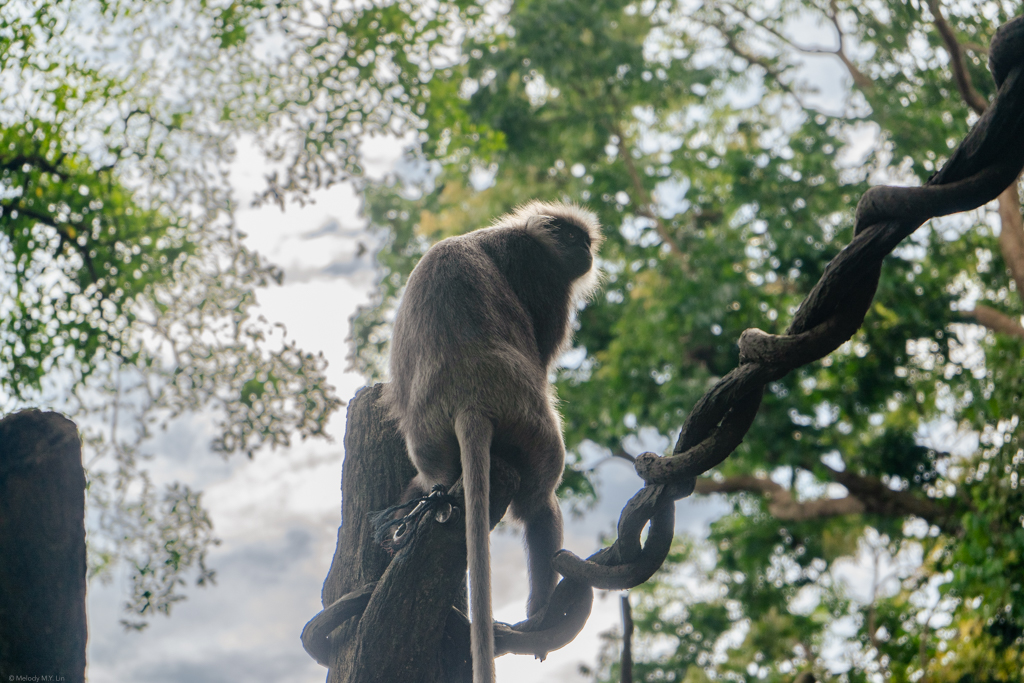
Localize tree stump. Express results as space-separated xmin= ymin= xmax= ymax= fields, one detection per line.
xmin=0 ymin=410 xmax=86 ymax=682
xmin=313 ymin=384 xmax=518 ymax=683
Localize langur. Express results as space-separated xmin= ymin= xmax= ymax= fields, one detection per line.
xmin=381 ymin=201 xmax=602 ymax=683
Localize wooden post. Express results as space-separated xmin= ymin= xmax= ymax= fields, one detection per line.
xmin=314 ymin=384 xmax=518 ymax=683
xmin=319 ymin=384 xmax=418 ymax=679
xmin=620 ymin=595 xmax=633 ymax=683
xmin=0 ymin=410 xmax=86 ymax=682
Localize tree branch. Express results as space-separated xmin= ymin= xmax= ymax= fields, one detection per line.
xmin=928 ymin=0 xmax=989 ymax=115
xmin=309 ymin=16 xmax=1024 ymax=677
xmin=825 ymin=0 xmax=874 ymax=92
xmin=963 ymin=41 xmax=990 ymax=56
xmin=604 ymin=109 xmax=690 ymax=268
xmin=694 ymin=474 xmax=866 ymax=521
xmin=997 ymin=181 xmax=1024 ymax=298
xmin=7 ymin=204 xmax=102 ymax=285
xmin=717 ymin=29 xmax=803 ymax=104
xmin=724 ymin=0 xmax=873 ymax=92
xmin=825 ymin=467 xmax=949 ymax=524
xmin=964 ymin=303 xmax=1024 ymax=339
xmin=693 ymin=468 xmax=956 ymax=530
xmin=0 ymin=153 xmax=70 ymax=180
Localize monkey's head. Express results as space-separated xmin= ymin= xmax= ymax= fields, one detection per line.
xmin=498 ymin=200 xmax=604 ymax=300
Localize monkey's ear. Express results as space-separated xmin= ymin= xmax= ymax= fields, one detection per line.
xmin=525 ymin=214 xmax=554 ymax=231
xmin=525 ymin=214 xmax=558 ymax=251
xmin=528 ymin=214 xmax=569 ymax=255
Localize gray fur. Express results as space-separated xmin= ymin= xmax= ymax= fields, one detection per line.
xmin=381 ymin=201 xmax=602 ymax=683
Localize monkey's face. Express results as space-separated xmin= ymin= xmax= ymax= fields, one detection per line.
xmin=549 ymin=217 xmax=594 ymax=279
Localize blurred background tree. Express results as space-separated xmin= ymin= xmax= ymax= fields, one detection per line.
xmin=0 ymin=0 xmax=338 ymax=628
xmin=7 ymin=0 xmax=1023 ymax=674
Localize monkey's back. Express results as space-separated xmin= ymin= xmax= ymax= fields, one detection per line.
xmin=382 ymin=205 xmax=600 ymax=491
xmin=385 ymin=232 xmax=553 ymax=434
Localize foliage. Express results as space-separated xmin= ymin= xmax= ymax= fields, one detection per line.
xmin=248 ymin=0 xmax=507 ymax=205
xmin=338 ymin=0 xmax=1024 ymax=678
xmin=0 ymin=0 xmax=344 ymax=625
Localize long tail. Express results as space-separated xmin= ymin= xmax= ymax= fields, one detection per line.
xmin=455 ymin=410 xmax=495 ymax=683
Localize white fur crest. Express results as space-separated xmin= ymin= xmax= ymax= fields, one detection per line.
xmin=492 ymin=200 xmax=604 ymax=304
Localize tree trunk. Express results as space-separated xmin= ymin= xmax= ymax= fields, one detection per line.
xmin=320 ymin=383 xmax=418 ymax=680
xmin=0 ymin=410 xmax=86 ymax=682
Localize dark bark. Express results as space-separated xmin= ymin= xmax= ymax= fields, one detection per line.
xmin=323 ymin=384 xmax=417 ymax=607
xmin=317 ymin=383 xmax=417 ymax=680
xmin=552 ymin=483 xmax=682 ymax=589
xmin=0 ymin=410 xmax=86 ymax=683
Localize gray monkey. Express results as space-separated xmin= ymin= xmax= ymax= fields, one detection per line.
xmin=381 ymin=201 xmax=602 ymax=683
